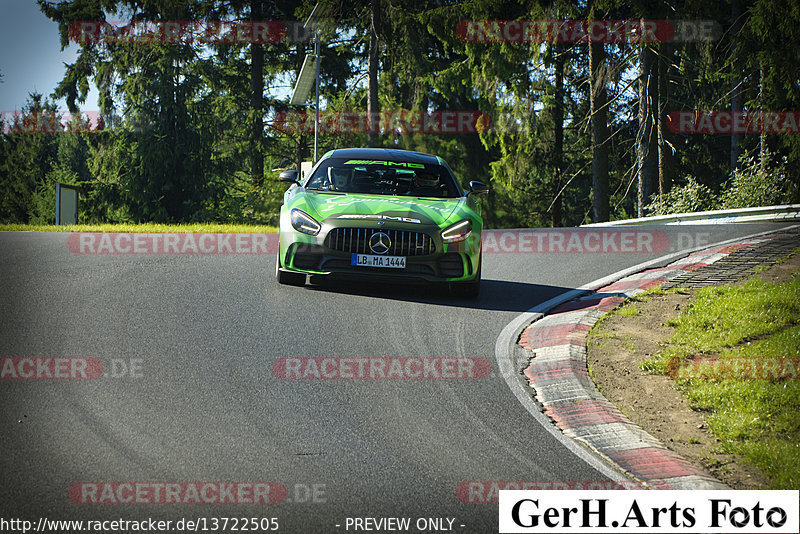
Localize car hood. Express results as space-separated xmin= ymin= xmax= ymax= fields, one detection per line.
xmin=303 ymin=191 xmax=464 ymax=226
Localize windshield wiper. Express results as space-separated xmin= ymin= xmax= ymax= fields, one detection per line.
xmin=306 ymin=188 xmax=346 ymax=195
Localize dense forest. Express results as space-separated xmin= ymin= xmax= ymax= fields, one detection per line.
xmin=1 ymin=0 xmax=799 ymax=228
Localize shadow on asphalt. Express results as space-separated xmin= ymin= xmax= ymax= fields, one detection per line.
xmin=301 ymin=277 xmax=574 ymax=312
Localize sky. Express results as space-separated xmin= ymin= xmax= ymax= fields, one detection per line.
xmin=0 ymin=0 xmax=306 ymax=117
xmin=0 ymin=0 xmax=100 ymax=113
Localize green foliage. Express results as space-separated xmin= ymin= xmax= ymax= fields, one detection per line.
xmin=29 ymin=168 xmax=76 ymax=225
xmin=0 ymin=0 xmax=798 ymax=227
xmin=721 ymin=148 xmax=800 ymax=209
xmin=645 ymin=177 xmax=720 ymax=216
xmin=0 ymin=94 xmax=61 ymax=223
xmin=0 ymin=222 xmax=278 ymax=233
xmin=648 ymin=147 xmax=800 ymax=216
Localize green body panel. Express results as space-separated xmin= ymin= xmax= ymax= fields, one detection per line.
xmin=288 ymin=188 xmax=479 ymax=226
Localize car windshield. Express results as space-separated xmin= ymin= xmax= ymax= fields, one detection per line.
xmin=305 ymin=158 xmax=462 ymax=198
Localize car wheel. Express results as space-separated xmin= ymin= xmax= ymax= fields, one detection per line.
xmin=276 ymin=247 xmax=306 ymax=286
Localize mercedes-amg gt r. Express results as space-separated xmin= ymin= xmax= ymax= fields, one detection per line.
xmin=276 ymin=148 xmax=487 ymax=296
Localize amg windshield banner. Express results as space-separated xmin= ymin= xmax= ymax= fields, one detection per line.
xmin=498 ymin=490 xmax=798 ymax=533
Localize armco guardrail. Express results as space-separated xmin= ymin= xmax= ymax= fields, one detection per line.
xmin=582 ymin=204 xmax=800 ymax=227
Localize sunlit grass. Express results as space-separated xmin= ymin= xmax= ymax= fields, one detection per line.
xmin=0 ymin=223 xmax=278 ymax=233
xmin=641 ymin=273 xmax=800 ymax=489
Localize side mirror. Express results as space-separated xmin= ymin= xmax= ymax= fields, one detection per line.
xmin=468 ymin=181 xmax=489 ymax=195
xmin=278 ymin=170 xmax=299 ymax=184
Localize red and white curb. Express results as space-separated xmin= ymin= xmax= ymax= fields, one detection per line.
xmin=517 ymin=240 xmax=773 ymax=490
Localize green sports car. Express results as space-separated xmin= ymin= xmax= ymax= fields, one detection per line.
xmin=276 ymin=148 xmax=488 ymax=296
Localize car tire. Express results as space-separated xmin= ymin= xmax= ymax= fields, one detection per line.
xmin=276 ymin=248 xmax=306 ymax=286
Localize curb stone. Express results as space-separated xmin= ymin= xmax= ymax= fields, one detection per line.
xmin=517 ymin=234 xmax=800 ymax=490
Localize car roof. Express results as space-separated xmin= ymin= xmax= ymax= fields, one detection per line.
xmin=326 ymin=148 xmax=441 ymax=165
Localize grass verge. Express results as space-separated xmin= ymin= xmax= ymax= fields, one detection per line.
xmin=0 ymin=223 xmax=278 ymax=233
xmin=640 ymin=273 xmax=800 ymax=489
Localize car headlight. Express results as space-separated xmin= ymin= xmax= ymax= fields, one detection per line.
xmin=441 ymin=219 xmax=472 ymax=243
xmin=290 ymin=209 xmax=321 ymax=236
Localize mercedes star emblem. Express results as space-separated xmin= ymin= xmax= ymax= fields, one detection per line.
xmin=369 ymin=232 xmax=391 ymax=255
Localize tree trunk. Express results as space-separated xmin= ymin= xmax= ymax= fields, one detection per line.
xmin=637 ymin=43 xmax=658 ymax=217
xmin=367 ymin=0 xmax=380 ymax=147
xmin=551 ymin=43 xmax=564 ymax=227
xmin=730 ymin=0 xmax=742 ymax=172
xmin=250 ymin=0 xmax=264 ymax=183
xmin=589 ymin=40 xmax=609 ymax=222
xmin=657 ymin=42 xmax=673 ymax=196
xmin=759 ymin=62 xmax=767 ymax=177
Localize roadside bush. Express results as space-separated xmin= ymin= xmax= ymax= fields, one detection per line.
xmin=646 ymin=148 xmax=800 ymax=216
xmin=645 ymin=176 xmax=720 ymax=216
xmin=28 ymin=168 xmax=79 ymax=225
xmin=721 ymin=148 xmax=799 ymax=209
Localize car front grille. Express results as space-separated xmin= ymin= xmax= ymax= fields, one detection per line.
xmin=438 ymin=253 xmax=464 ymax=277
xmin=291 ymin=246 xmax=323 ymax=270
xmin=325 ymin=227 xmax=436 ymax=256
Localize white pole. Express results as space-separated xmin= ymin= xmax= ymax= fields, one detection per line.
xmin=314 ymin=34 xmax=320 ymax=162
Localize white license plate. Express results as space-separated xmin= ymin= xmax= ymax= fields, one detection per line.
xmin=351 ymin=254 xmax=406 ymax=269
